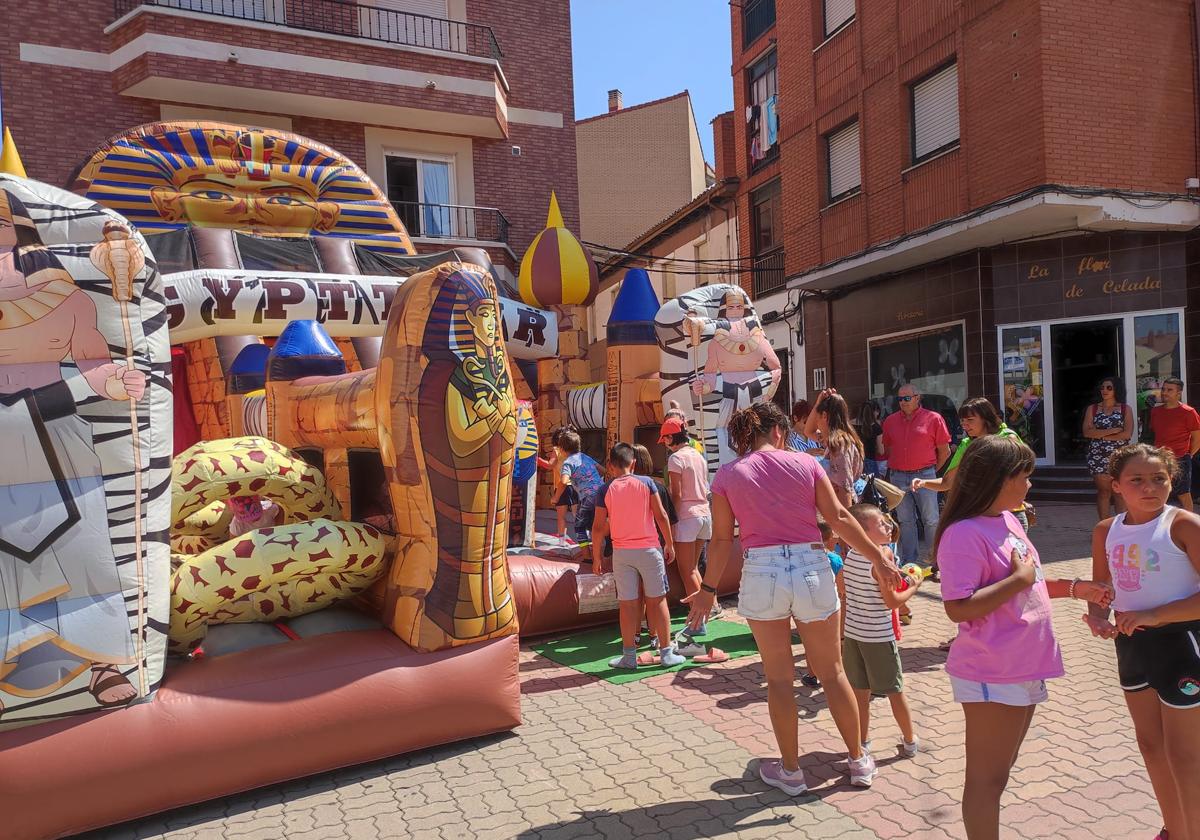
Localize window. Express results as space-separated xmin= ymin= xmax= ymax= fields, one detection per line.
xmin=751 ymin=180 xmax=781 ymax=256
xmin=911 ymin=62 xmax=960 ymax=162
xmin=823 ymin=0 xmax=855 ymax=37
xmin=747 ymin=51 xmax=779 ymax=169
xmin=826 ymin=121 xmax=861 ymax=202
xmin=385 ymin=153 xmax=455 ymax=238
xmin=742 ymin=0 xmax=776 ymax=47
xmin=868 ymin=321 xmax=967 ymax=440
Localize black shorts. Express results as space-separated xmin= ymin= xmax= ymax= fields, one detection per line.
xmin=1171 ymin=457 xmax=1193 ymax=501
xmin=554 ymin=486 xmax=580 ymax=508
xmin=1115 ymin=621 xmax=1200 ymax=708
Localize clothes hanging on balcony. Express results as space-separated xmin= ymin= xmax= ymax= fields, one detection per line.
xmin=750 ymin=137 xmax=763 ymax=162
xmin=764 ymin=95 xmax=779 ymax=149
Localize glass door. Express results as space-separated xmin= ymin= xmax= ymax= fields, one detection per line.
xmin=1000 ymin=325 xmax=1048 ymax=460
xmin=1133 ymin=312 xmax=1184 ymax=441
xmin=1050 ymin=319 xmax=1123 ymax=464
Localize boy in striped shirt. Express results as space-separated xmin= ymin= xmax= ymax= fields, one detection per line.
xmin=843 ymin=503 xmax=922 ymax=759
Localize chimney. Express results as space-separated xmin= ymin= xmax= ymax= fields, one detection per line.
xmin=607 ymin=89 xmax=623 ymax=113
xmin=712 ymin=111 xmax=737 ymax=181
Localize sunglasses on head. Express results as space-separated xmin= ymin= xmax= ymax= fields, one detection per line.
xmin=898 ymin=395 xmax=916 ymax=402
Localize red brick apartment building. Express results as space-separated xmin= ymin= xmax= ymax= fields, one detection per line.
xmin=729 ymin=0 xmax=1200 ymax=473
xmin=0 ymin=0 xmax=579 ymax=279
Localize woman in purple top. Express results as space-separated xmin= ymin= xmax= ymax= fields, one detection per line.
xmin=686 ymin=402 xmax=903 ymax=796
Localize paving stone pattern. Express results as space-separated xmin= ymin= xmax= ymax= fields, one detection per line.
xmin=88 ymin=503 xmax=1160 ymax=839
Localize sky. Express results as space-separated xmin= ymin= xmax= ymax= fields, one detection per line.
xmin=570 ymin=0 xmax=734 ymax=164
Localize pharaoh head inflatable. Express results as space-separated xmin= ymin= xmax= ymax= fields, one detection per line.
xmin=0 ymin=174 xmax=171 ymax=723
xmin=68 ymin=121 xmax=415 ymax=255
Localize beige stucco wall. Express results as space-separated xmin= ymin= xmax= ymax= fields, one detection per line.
xmin=576 ymin=94 xmax=709 ymax=249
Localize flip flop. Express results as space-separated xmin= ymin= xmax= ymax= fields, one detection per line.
xmin=693 ymin=647 xmax=729 ymax=664
xmin=636 ymin=652 xmax=661 ymax=666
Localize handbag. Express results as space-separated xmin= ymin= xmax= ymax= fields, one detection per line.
xmin=861 ymin=475 xmax=906 ymax=513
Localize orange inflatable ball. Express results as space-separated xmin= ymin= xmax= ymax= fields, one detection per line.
xmin=518 ymin=191 xmax=598 ymax=307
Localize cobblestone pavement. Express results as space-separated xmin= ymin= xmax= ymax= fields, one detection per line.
xmin=88 ymin=503 xmax=1160 ymax=840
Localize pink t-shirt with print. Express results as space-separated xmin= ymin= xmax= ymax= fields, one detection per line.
xmin=710 ymin=449 xmax=825 ymax=548
xmin=667 ymin=446 xmax=711 ymax=521
xmin=937 ymin=511 xmax=1064 ymax=684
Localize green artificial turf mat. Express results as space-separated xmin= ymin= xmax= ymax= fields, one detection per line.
xmin=530 ymin=618 xmax=759 ymax=685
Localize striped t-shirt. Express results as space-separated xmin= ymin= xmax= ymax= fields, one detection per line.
xmin=842 ymin=548 xmax=897 ymax=643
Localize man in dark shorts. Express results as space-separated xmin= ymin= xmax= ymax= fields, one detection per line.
xmin=1150 ymin=378 xmax=1200 ymax=510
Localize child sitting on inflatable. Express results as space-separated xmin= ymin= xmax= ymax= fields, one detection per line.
xmin=228 ymin=495 xmax=282 ymax=537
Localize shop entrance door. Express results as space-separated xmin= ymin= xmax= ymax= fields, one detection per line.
xmin=1050 ymin=320 xmax=1124 ymax=464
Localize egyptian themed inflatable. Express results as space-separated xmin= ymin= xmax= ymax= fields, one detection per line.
xmin=0 ymin=122 xmax=778 ymax=839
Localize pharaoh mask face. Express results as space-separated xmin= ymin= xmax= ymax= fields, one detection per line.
xmin=150 ymin=169 xmax=340 ymax=234
xmin=723 ymin=291 xmax=747 ymax=320
xmin=466 ymin=301 xmax=499 ymax=348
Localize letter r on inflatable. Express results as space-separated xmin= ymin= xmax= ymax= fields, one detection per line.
xmin=377 ymin=262 xmax=520 ymax=652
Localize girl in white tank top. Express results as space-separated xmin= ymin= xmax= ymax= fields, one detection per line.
xmin=1106 ymin=506 xmax=1200 ymax=613
xmin=1089 ymin=443 xmax=1200 ymax=840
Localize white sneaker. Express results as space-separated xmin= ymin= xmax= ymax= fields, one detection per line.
xmin=848 ymin=752 xmax=877 ymax=787
xmin=900 ymin=736 xmax=920 ymax=757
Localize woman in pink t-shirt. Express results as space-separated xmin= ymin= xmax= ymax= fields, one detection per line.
xmin=686 ymin=402 xmax=903 ymax=796
xmin=934 ymin=435 xmax=1113 ymax=840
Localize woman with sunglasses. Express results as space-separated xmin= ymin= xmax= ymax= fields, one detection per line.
xmin=1083 ymin=376 xmax=1133 ymax=520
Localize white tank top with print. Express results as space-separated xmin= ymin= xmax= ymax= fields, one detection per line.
xmin=1106 ymin=508 xmax=1200 ymax=613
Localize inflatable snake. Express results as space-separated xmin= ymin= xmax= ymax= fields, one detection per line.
xmin=168 ymin=437 xmax=386 ymax=653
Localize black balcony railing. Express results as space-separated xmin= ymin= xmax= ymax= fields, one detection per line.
xmin=114 ymin=0 xmax=503 ymax=61
xmin=752 ymin=249 xmax=785 ymax=298
xmin=742 ymin=0 xmax=776 ymax=47
xmin=392 ymin=201 xmax=510 ymax=244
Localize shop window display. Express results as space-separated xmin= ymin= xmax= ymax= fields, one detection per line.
xmin=868 ymin=322 xmax=966 ymax=439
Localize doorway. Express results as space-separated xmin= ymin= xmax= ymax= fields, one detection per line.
xmin=1050 ymin=319 xmax=1123 ymax=464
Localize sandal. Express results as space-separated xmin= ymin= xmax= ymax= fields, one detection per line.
xmin=693 ymin=647 xmax=729 ymax=664
xmin=89 ymin=665 xmax=136 ymax=708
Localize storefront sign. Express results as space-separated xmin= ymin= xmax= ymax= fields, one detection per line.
xmin=1026 ymin=263 xmax=1051 ymax=280
xmin=1063 ymin=275 xmax=1162 ymax=300
xmin=1076 ymin=256 xmax=1110 ymax=275
xmin=896 ymin=309 xmax=925 ymax=322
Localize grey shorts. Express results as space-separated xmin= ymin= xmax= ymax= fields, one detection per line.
xmin=611 ymin=547 xmax=669 ymax=600
xmin=738 ymin=543 xmax=839 ymax=623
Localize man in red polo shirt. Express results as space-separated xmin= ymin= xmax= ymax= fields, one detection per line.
xmin=1150 ymin=377 xmax=1200 ymax=510
xmin=882 ymin=384 xmax=951 ymax=565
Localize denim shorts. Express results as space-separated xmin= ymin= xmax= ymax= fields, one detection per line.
xmin=950 ymin=676 xmax=1048 ymax=706
xmin=738 ymin=543 xmax=839 ymax=623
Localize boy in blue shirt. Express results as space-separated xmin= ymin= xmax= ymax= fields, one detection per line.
xmin=556 ymin=430 xmax=603 ymax=543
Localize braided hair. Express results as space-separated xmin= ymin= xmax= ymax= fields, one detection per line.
xmin=727 ymin=402 xmax=790 ymax=456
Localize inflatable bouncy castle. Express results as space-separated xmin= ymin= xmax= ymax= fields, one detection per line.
xmin=0 ymin=124 xmax=540 ymax=839
xmin=0 ymin=121 xmax=758 ymax=839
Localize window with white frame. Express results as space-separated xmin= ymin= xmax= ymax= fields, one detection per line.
xmin=823 ymin=0 xmax=855 ymax=37
xmin=385 ymin=153 xmax=456 ymax=238
xmin=826 ymin=121 xmax=861 ymax=202
xmin=911 ymin=62 xmax=960 ymax=162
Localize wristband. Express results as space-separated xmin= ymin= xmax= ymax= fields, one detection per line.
xmin=700 ymin=583 xmax=717 ymax=594
xmin=1069 ymin=578 xmax=1079 ymax=599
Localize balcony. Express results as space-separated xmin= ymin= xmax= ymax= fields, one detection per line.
xmin=113 ymin=0 xmax=502 ymax=60
xmin=392 ymin=201 xmax=510 ymax=245
xmin=752 ymin=249 xmax=785 ymax=298
xmin=106 ymin=0 xmax=511 ymax=138
xmin=742 ymin=0 xmax=776 ymax=48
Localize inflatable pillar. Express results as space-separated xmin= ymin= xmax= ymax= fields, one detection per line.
xmin=605 ymin=268 xmax=662 ymax=454
xmin=378 ymin=262 xmax=520 ymax=652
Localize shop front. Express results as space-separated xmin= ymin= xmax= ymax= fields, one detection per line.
xmin=993 ymin=231 xmax=1190 ymax=466
xmin=802 ymin=230 xmax=1195 ymax=468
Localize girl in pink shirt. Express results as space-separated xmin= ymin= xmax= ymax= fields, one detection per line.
xmin=935 ymin=435 xmax=1113 ymax=840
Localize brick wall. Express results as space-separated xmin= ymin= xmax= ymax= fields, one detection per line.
xmin=727 ymin=0 xmax=1197 ymax=284
xmin=1 ymin=0 xmax=578 ymax=255
xmin=712 ymin=111 xmax=737 ymax=182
